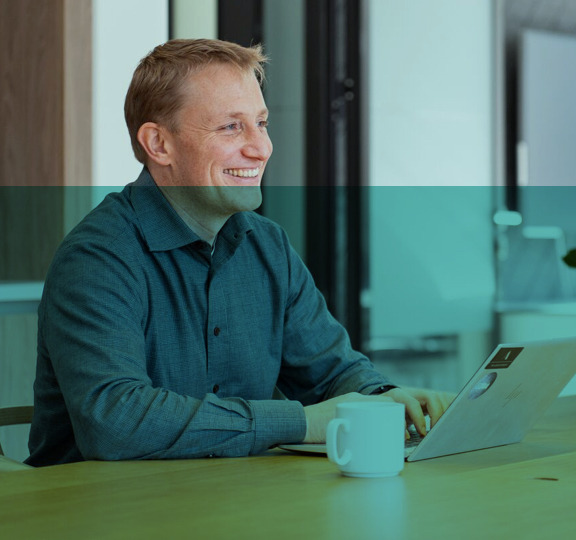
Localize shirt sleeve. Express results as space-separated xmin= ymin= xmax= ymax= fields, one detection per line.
xmin=37 ymin=234 xmax=306 ymax=463
xmin=276 ymin=237 xmax=395 ymax=405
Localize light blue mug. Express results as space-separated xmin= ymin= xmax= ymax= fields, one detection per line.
xmin=327 ymin=401 xmax=405 ymax=478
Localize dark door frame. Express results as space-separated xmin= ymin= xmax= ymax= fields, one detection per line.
xmin=304 ymin=0 xmax=363 ymax=349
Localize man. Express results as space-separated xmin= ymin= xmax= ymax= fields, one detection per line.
xmin=27 ymin=39 xmax=452 ymax=466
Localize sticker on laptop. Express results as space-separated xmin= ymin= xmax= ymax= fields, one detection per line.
xmin=486 ymin=347 xmax=524 ymax=370
xmin=468 ymin=372 xmax=498 ymax=400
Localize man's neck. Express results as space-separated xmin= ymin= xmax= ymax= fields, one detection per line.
xmin=158 ymin=185 xmax=224 ymax=245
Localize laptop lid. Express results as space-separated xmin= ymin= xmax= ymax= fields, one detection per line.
xmin=407 ymin=337 xmax=576 ymax=461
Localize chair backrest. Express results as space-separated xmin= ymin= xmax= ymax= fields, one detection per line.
xmin=0 ymin=406 xmax=34 ymax=456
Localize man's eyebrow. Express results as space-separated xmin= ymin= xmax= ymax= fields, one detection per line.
xmin=225 ymin=108 xmax=269 ymax=118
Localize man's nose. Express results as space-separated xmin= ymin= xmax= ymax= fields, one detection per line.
xmin=243 ymin=127 xmax=273 ymax=160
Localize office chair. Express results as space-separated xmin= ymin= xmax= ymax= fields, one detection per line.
xmin=0 ymin=405 xmax=34 ymax=456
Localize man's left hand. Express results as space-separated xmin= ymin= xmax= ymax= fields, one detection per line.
xmin=384 ymin=387 xmax=456 ymax=437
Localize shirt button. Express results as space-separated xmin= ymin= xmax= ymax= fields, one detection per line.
xmin=213 ymin=327 xmax=221 ymax=336
xmin=213 ymin=384 xmax=220 ymax=394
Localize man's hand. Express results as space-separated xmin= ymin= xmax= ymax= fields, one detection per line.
xmin=383 ymin=387 xmax=456 ymax=437
xmin=302 ymin=388 xmax=455 ymax=444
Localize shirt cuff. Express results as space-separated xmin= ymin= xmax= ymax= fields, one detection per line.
xmin=248 ymin=399 xmax=307 ymax=454
xmin=362 ymin=382 xmax=399 ymax=395
xmin=368 ymin=384 xmax=399 ymax=395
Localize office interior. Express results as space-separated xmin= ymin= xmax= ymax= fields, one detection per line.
xmin=1 ymin=0 xmax=576 ymax=463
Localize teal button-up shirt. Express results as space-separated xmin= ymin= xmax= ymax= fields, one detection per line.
xmin=27 ymin=168 xmax=392 ymax=466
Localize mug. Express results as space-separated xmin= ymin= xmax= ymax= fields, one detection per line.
xmin=326 ymin=401 xmax=405 ymax=478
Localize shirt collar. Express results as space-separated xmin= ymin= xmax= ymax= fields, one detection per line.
xmin=128 ymin=167 xmax=253 ymax=253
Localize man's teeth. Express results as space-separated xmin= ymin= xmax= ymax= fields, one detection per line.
xmin=224 ymin=168 xmax=260 ymax=178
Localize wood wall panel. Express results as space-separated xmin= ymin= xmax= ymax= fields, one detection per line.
xmin=0 ymin=0 xmax=92 ymax=279
xmin=0 ymin=187 xmax=64 ymax=280
xmin=64 ymin=0 xmax=92 ymax=188
xmin=0 ymin=0 xmax=64 ymax=187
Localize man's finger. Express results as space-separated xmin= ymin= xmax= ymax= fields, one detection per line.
xmin=403 ymin=398 xmax=427 ymax=436
xmin=425 ymin=397 xmax=444 ymax=429
xmin=425 ymin=391 xmax=456 ymax=428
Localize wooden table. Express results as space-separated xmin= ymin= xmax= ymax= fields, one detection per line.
xmin=1 ymin=397 xmax=575 ymax=540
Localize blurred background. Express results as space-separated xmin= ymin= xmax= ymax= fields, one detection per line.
xmin=2 ymin=0 xmax=576 ymax=461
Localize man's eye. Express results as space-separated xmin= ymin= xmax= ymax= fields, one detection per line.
xmin=258 ymin=120 xmax=269 ymax=129
xmin=223 ymin=123 xmax=240 ymax=131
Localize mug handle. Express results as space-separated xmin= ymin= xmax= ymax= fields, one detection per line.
xmin=326 ymin=418 xmax=352 ymax=466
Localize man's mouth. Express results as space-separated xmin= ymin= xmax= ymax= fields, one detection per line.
xmin=223 ymin=167 xmax=260 ymax=178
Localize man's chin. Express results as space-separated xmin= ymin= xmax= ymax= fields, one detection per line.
xmin=220 ymin=185 xmax=262 ymax=214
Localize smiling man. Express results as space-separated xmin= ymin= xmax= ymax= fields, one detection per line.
xmin=27 ymin=39 xmax=452 ymax=466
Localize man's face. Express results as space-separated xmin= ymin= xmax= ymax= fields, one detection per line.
xmin=162 ymin=63 xmax=273 ymax=221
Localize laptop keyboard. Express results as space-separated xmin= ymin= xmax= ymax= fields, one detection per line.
xmin=406 ymin=432 xmax=424 ymax=448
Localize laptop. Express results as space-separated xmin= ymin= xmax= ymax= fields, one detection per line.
xmin=279 ymin=337 xmax=576 ymax=461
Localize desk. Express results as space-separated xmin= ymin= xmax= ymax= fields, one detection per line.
xmin=1 ymin=397 xmax=575 ymax=540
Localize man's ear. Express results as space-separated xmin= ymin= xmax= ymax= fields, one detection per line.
xmin=137 ymin=122 xmax=173 ymax=166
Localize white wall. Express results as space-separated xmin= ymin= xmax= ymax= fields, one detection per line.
xmin=92 ymin=0 xmax=169 ymax=200
xmin=364 ymin=0 xmax=497 ymax=343
xmin=172 ymin=0 xmax=217 ymax=38
xmin=261 ymin=0 xmax=306 ymax=258
xmin=365 ymin=0 xmax=493 ymax=187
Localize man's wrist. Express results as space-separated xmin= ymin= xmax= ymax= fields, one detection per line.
xmin=369 ymin=384 xmax=398 ymax=395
